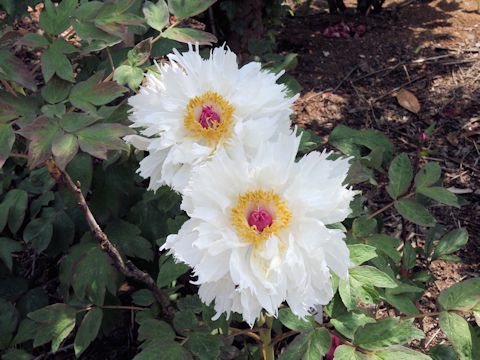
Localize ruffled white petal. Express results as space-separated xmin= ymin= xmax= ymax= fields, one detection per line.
xmin=163 ymin=132 xmax=355 ymax=325
xmin=127 ymin=44 xmax=297 ymax=193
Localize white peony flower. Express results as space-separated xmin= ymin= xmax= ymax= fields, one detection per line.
xmin=162 ymin=132 xmax=356 ymax=326
xmin=125 ymin=44 xmax=297 ymax=193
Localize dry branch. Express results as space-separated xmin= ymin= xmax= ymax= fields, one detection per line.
xmin=46 ymin=159 xmax=175 ymax=321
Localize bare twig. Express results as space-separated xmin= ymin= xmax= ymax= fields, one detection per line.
xmin=372 ymin=75 xmax=426 ymax=103
xmin=46 ymin=159 xmax=175 ymax=321
xmin=368 ymin=192 xmax=415 ymax=220
xmin=1 ymin=79 xmax=18 ymax=97
xmin=229 ymin=327 xmax=262 ymax=342
xmin=33 ymin=344 xmax=74 ymax=360
xmin=103 ymin=20 xmax=181 ymax=83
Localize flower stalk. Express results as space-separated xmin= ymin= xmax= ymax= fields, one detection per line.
xmin=258 ymin=314 xmax=274 ymax=360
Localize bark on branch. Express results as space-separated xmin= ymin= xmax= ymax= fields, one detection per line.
xmin=46 ymin=159 xmax=175 ymax=321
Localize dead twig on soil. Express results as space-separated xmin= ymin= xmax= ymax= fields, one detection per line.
xmin=372 ymin=74 xmax=426 ymax=103
xmin=46 ymin=159 xmax=175 ymax=321
xmin=304 ymin=65 xmax=359 ymax=102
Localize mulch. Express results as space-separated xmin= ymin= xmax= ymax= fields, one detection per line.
xmin=279 ymin=0 xmax=480 ymax=350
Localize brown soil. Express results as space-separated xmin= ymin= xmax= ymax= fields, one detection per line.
xmin=279 ymin=0 xmax=480 ymax=350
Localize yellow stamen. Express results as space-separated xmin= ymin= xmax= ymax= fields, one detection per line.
xmin=231 ymin=190 xmax=291 ymax=245
xmin=184 ymin=91 xmax=234 ymax=146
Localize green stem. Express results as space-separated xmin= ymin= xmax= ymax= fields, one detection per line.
xmin=258 ymin=315 xmax=274 ymax=360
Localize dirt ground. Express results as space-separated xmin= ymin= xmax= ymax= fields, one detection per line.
xmin=279 ymin=0 xmax=480 ymax=350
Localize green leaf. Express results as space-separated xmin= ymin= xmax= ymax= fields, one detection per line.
xmin=330 ymin=311 xmax=376 ymax=339
xmin=113 ymin=65 xmax=144 ymax=90
xmin=18 ymin=33 xmax=49 ymax=48
xmin=11 ymin=319 xmax=36 ymax=346
xmin=105 ymin=220 xmax=153 ymax=261
xmin=348 ymin=244 xmax=377 ymax=266
xmin=17 ymin=116 xmax=62 ymax=168
xmin=178 ymin=295 xmax=203 ymax=313
xmin=375 ymin=345 xmax=432 ymax=359
xmin=73 ymin=246 xmax=117 ymax=305
xmin=137 ymin=318 xmax=175 ymax=348
xmin=167 ymin=0 xmax=216 ymax=19
xmin=333 ymin=345 xmax=367 ymax=360
xmin=279 ymin=328 xmax=331 ymax=360
xmin=439 ymin=312 xmax=475 ymax=360
xmin=0 ymin=237 xmax=22 ymax=271
xmin=163 ymin=27 xmax=217 ymax=45
xmin=433 ymin=228 xmax=468 ymax=260
xmin=329 ymin=125 xmax=394 ymax=169
xmin=415 ymin=162 xmax=441 ymax=188
xmin=52 ymin=132 xmax=78 ymax=170
xmin=143 ymin=1 xmax=169 ymax=31
xmin=366 ymin=235 xmax=401 ymax=262
xmin=0 ymin=189 xmax=28 ymax=234
xmin=187 ymin=332 xmax=223 ymax=360
xmin=93 ymin=1 xmax=144 ymax=39
xmin=0 ymin=123 xmax=14 ymax=168
xmin=173 ymin=310 xmax=197 ymax=333
xmin=417 ymin=187 xmax=459 ymax=208
xmin=349 ymin=266 xmax=397 ymax=289
xmin=76 ymin=124 xmax=134 ymax=159
xmin=0 ymin=299 xmax=18 ymax=350
xmin=41 ymin=77 xmax=72 ymax=104
xmin=437 ymin=277 xmax=480 ymax=311
xmin=383 ymin=283 xmax=423 ymax=316
xmin=429 ymin=344 xmax=457 ymax=360
xmin=339 ymin=278 xmax=356 ymax=310
xmin=61 ymin=113 xmax=99 ymax=133
xmin=50 ymin=39 xmax=76 ymax=54
xmin=278 ymin=308 xmax=315 ymax=331
xmin=69 ymin=73 xmax=128 ymax=112
xmin=133 ymin=342 xmax=192 ymax=360
xmin=297 ymin=127 xmax=323 ymax=153
xmin=127 ymin=38 xmax=152 ymax=67
xmin=2 ymin=349 xmax=33 ymax=360
xmin=65 ymin=152 xmax=92 ymax=196
xmin=39 ymin=0 xmax=77 ymax=35
xmin=23 ymin=218 xmax=53 ymax=253
xmin=386 ymin=154 xmax=413 ymax=199
xmin=16 ymin=287 xmax=49 ymax=318
xmin=132 ymin=289 xmax=155 ymax=306
xmin=345 ymin=159 xmax=377 ymax=185
xmin=28 ymin=303 xmax=76 ymax=352
xmin=0 ymin=50 xmax=37 ymax=91
xmin=394 ymin=199 xmax=435 ymax=227
xmin=402 ymin=241 xmax=416 ymax=270
xmin=157 ymin=256 xmax=189 ymax=287
xmin=61 ymin=242 xmax=118 ymax=305
xmin=353 ymin=318 xmax=425 ymax=351
xmin=74 ymin=307 xmax=103 ymax=357
xmin=41 ymin=103 xmax=66 ymax=118
xmin=352 ymin=217 xmax=377 ymax=238
xmin=40 ymin=47 xmax=75 ymax=83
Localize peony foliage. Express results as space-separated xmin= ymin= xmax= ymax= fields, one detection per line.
xmin=0 ymin=1 xmax=477 ymax=360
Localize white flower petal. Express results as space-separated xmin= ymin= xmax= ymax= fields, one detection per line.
xmin=166 ymin=133 xmax=354 ymax=325
xmin=126 ymin=44 xmax=296 ymax=193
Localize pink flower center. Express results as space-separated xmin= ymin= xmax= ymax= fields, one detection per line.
xmin=247 ymin=209 xmax=273 ymax=233
xmin=198 ymin=105 xmax=221 ymax=129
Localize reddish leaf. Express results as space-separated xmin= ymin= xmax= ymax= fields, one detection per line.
xmin=0 ymin=49 xmax=37 ymax=91
xmin=52 ymin=132 xmax=79 ymax=170
xmin=0 ymin=124 xmax=15 ymax=168
xmin=163 ymin=27 xmax=217 ymax=45
xmin=69 ymin=72 xmax=128 ymax=113
xmin=17 ymin=116 xmax=62 ymax=168
xmin=76 ymin=124 xmax=134 ymax=159
xmin=396 ymin=89 xmax=421 ymax=114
